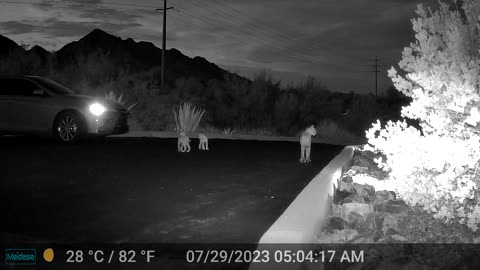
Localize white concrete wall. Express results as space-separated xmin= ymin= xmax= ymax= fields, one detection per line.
xmin=249 ymin=146 xmax=354 ymax=270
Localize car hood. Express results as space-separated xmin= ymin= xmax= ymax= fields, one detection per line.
xmin=61 ymin=94 xmax=126 ymax=111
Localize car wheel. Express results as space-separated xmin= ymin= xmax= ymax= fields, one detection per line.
xmin=53 ymin=111 xmax=85 ymax=143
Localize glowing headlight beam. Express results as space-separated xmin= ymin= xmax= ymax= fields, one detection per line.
xmin=89 ymin=103 xmax=106 ymax=116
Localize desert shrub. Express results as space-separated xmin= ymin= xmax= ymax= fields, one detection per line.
xmin=127 ymin=117 xmax=143 ymax=131
xmin=105 ymin=90 xmax=127 ymax=105
xmin=172 ymin=102 xmax=206 ymax=132
xmin=104 ymin=90 xmax=137 ymax=110
xmin=341 ymin=94 xmax=379 ymax=136
xmin=315 ymin=119 xmax=363 ymax=144
xmin=221 ymin=128 xmax=236 ymax=135
xmin=131 ymin=96 xmax=174 ymax=130
xmin=365 ymin=0 xmax=480 ymax=231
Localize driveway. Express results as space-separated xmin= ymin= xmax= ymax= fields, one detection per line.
xmin=0 ymin=136 xmax=343 ymax=243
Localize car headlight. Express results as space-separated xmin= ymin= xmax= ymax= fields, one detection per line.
xmin=89 ymin=103 xmax=106 ymax=116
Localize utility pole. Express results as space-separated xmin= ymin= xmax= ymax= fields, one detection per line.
xmin=156 ymin=1 xmax=175 ymax=92
xmin=369 ymin=56 xmax=381 ymax=99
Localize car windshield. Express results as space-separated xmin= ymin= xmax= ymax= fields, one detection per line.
xmin=31 ymin=77 xmax=75 ymax=95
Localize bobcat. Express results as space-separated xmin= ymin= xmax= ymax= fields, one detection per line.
xmin=198 ymin=133 xmax=209 ymax=150
xmin=177 ymin=131 xmax=191 ymax=152
xmin=299 ymin=125 xmax=317 ymax=163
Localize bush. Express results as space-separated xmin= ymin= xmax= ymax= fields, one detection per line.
xmin=316 ymin=119 xmax=363 ymax=143
xmin=366 ymin=0 xmax=480 ymax=231
xmin=104 ymin=90 xmax=137 ymax=110
xmin=172 ymin=102 xmax=205 ymax=132
xmin=127 ymin=117 xmax=143 ymax=131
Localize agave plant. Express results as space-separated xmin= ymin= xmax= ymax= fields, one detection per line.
xmin=222 ymin=128 xmax=235 ymax=135
xmin=104 ymin=90 xmax=137 ymax=111
xmin=172 ymin=102 xmax=205 ymax=132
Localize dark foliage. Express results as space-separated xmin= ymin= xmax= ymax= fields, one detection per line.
xmin=0 ymin=29 xmax=409 ymax=136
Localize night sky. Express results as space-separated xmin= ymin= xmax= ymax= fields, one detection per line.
xmin=0 ymin=0 xmax=438 ymax=94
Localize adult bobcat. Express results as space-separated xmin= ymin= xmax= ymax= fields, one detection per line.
xmin=299 ymin=125 xmax=317 ymax=163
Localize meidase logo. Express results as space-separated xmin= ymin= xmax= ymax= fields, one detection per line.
xmin=5 ymin=249 xmax=36 ymax=265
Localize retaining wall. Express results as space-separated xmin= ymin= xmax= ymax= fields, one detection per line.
xmin=249 ymin=146 xmax=354 ymax=270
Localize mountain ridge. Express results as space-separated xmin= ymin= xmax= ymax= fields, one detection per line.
xmin=0 ymin=28 xmax=249 ymax=87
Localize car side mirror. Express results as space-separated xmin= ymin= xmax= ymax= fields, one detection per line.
xmin=32 ymin=89 xmax=46 ymax=96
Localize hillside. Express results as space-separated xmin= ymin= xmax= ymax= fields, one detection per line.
xmin=0 ymin=29 xmax=248 ymax=87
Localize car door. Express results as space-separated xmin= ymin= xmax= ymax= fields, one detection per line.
xmin=0 ymin=78 xmax=20 ymax=132
xmin=6 ymin=78 xmax=55 ymax=133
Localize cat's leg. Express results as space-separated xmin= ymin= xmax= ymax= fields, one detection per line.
xmin=186 ymin=143 xmax=191 ymax=152
xmin=199 ymin=140 xmax=202 ymax=150
xmin=306 ymin=145 xmax=311 ymax=162
xmin=205 ymin=140 xmax=209 ymax=150
xmin=182 ymin=142 xmax=187 ymax=152
xmin=178 ymin=141 xmax=181 ymax=152
xmin=300 ymin=145 xmax=305 ymax=162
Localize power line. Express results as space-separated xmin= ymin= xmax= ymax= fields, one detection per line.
xmin=208 ymin=0 xmax=295 ymax=42
xmin=366 ymin=56 xmax=382 ymax=98
xmin=176 ymin=0 xmax=324 ymax=58
xmin=2 ymin=0 xmax=327 ymax=63
xmin=155 ymin=0 xmax=175 ymax=92
xmin=184 ymin=0 xmax=293 ymax=43
xmin=173 ymin=8 xmax=322 ymax=63
xmin=0 ymin=0 xmax=158 ymax=10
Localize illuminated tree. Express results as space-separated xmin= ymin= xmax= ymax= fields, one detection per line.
xmin=366 ymin=0 xmax=480 ymax=231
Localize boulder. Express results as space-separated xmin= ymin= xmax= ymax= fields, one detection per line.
xmin=338 ymin=203 xmax=375 ymax=230
xmin=352 ymin=156 xmax=373 ymax=168
xmin=367 ymin=169 xmax=387 ymax=180
xmin=350 ymin=153 xmax=388 ymax=180
xmin=354 ymin=183 xmax=375 ymax=203
xmin=360 ymin=150 xmax=377 ymax=161
xmin=389 ymin=234 xmax=409 ymax=242
xmin=376 ymin=200 xmax=409 ymax=214
xmin=343 ymin=193 xmax=365 ymax=204
xmin=352 ymin=218 xmax=375 ymax=236
xmin=316 ymin=229 xmax=359 ymax=243
xmin=331 ymin=204 xmax=342 ymax=217
xmin=381 ymin=215 xmax=400 ymax=235
xmin=333 ymin=190 xmax=353 ymax=205
xmin=351 ymin=233 xmax=374 ymax=243
xmin=374 ymin=190 xmax=395 ymax=205
xmin=339 ymin=181 xmax=355 ymax=193
xmin=341 ymin=174 xmax=353 ymax=183
xmin=351 ymin=154 xmax=378 ymax=170
xmin=323 ymin=217 xmax=349 ymax=233
xmin=389 ymin=191 xmax=397 ymax=200
xmin=350 ymin=166 xmax=369 ymax=173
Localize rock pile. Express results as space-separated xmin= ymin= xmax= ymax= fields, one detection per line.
xmin=316 ymin=148 xmax=410 ymax=244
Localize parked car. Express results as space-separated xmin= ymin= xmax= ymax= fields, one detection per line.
xmin=0 ymin=75 xmax=129 ymax=142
